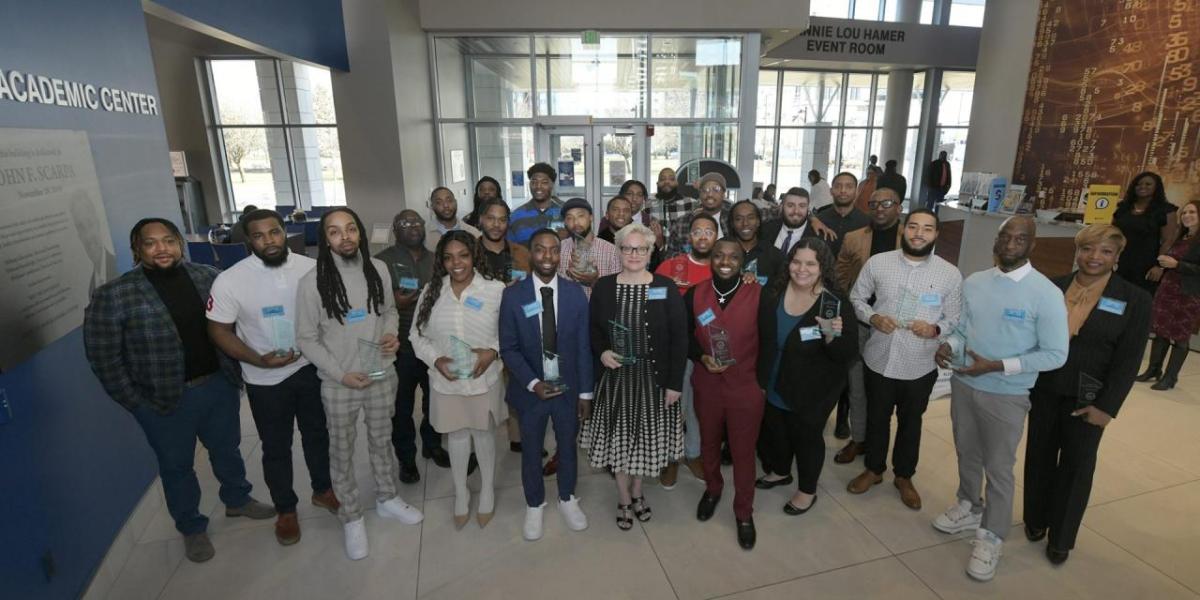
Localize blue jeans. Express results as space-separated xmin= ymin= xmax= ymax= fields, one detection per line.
xmin=132 ymin=374 xmax=252 ymax=535
xmin=682 ymin=361 xmax=701 ymax=459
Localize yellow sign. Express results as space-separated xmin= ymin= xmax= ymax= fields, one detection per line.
xmin=1084 ymin=184 xmax=1121 ymax=224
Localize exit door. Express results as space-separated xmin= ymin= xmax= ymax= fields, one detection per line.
xmin=538 ymin=125 xmax=645 ymax=213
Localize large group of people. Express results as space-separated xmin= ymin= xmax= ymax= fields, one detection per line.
xmin=83 ymin=162 xmax=1198 ymax=584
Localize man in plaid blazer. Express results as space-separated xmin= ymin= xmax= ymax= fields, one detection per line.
xmin=84 ymin=218 xmax=273 ymax=563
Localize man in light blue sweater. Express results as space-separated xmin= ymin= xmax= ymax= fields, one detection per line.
xmin=932 ymin=216 xmax=1068 ymax=582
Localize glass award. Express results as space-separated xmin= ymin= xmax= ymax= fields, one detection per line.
xmin=945 ymin=324 xmax=970 ymax=369
xmin=818 ymin=290 xmax=842 ymax=337
xmin=672 ymin=260 xmax=690 ymax=286
xmin=356 ymin=339 xmax=389 ymax=380
xmin=541 ymin=350 xmax=568 ymax=396
xmin=708 ymin=324 xmax=736 ymax=367
xmin=743 ymin=258 xmax=759 ymax=276
xmin=608 ymin=319 xmax=637 ymax=365
xmin=270 ymin=317 xmax=295 ymax=356
xmin=1077 ymin=373 xmax=1103 ymax=410
xmin=570 ymin=237 xmax=597 ymax=275
xmin=449 ymin=335 xmax=476 ymax=379
xmin=895 ymin=287 xmax=922 ymax=328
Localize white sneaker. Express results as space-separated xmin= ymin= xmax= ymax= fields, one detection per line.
xmin=343 ymin=518 xmax=368 ymax=560
xmin=932 ymin=499 xmax=982 ymax=534
xmin=967 ymin=528 xmax=1003 ymax=581
xmin=558 ymin=495 xmax=589 ymax=531
xmin=377 ymin=497 xmax=424 ymax=524
xmin=523 ymin=503 xmax=545 ymax=541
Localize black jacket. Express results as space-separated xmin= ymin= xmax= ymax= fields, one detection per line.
xmin=1033 ymin=274 xmax=1152 ymax=417
xmin=1172 ymin=239 xmax=1200 ymax=296
xmin=590 ymin=273 xmax=689 ymax=392
xmin=756 ymin=287 xmax=859 ymax=412
xmin=760 ymin=219 xmax=820 ymax=254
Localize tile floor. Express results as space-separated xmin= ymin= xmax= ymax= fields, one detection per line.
xmin=84 ymin=358 xmax=1200 ymax=599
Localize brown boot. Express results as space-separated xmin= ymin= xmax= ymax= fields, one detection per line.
xmin=834 ymin=441 xmax=865 ymax=464
xmin=685 ymin=457 xmax=706 ymax=482
xmin=659 ymin=463 xmax=679 ymax=489
xmin=275 ymin=512 xmax=301 ymax=546
xmin=894 ymin=477 xmax=922 ymax=510
xmin=312 ymin=489 xmax=340 ymax=515
xmin=846 ymin=469 xmax=883 ymax=494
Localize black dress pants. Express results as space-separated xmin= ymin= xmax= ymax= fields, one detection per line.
xmin=758 ymin=385 xmax=843 ymax=495
xmin=244 ymin=365 xmax=332 ymax=513
xmin=863 ymin=367 xmax=938 ymax=478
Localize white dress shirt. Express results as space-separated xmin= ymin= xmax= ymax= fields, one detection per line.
xmin=990 ymin=261 xmax=1034 ymax=375
xmin=409 ymin=274 xmax=504 ymax=394
xmin=774 ymin=221 xmax=808 ymax=254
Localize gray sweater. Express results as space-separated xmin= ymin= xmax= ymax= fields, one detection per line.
xmin=296 ymin=254 xmax=399 ymax=384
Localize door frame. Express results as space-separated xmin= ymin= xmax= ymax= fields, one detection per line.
xmin=537 ymin=123 xmax=647 ymax=213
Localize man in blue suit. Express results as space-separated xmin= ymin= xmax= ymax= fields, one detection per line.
xmin=499 ymin=228 xmax=594 ymax=541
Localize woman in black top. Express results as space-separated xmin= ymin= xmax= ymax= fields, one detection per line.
xmin=1112 ymin=171 xmax=1178 ymax=294
xmin=1023 ymin=225 xmax=1151 ymax=565
xmin=756 ymin=238 xmax=859 ymax=515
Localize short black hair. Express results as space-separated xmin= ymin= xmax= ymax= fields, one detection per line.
xmin=730 ymin=199 xmax=761 ymax=222
xmin=606 ymin=195 xmax=631 ymax=210
xmin=241 ymin=209 xmax=285 ymax=236
xmin=690 ymin=212 xmax=719 ymax=231
xmin=429 ymin=186 xmax=452 ymax=200
xmin=529 ymin=228 xmax=560 ymax=247
xmin=905 ymin=208 xmax=940 ymax=229
xmin=832 ymin=171 xmax=858 ymax=186
xmin=479 ymin=198 xmax=511 ymax=217
xmin=527 ymin=162 xmax=556 ymax=181
xmin=129 ymin=218 xmax=182 ymax=264
xmin=783 ymin=187 xmax=809 ymax=199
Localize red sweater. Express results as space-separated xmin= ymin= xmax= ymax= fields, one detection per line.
xmin=655 ymin=254 xmax=713 ymax=297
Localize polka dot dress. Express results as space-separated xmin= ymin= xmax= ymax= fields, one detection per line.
xmin=581 ymin=283 xmax=684 ymax=477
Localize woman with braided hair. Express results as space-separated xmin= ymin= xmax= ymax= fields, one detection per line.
xmin=410 ymin=230 xmax=507 ymax=530
xmin=296 ymin=207 xmax=424 ymax=561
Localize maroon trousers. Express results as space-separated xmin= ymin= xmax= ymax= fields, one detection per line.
xmin=695 ymin=382 xmax=764 ymax=521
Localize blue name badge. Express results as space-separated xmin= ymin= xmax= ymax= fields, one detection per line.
xmin=399 ymin=277 xmax=420 ymax=290
xmin=697 ymin=308 xmax=716 ymax=326
xmin=757 ymin=275 xmax=769 ymax=286
xmin=799 ymin=326 xmax=822 ymax=341
xmin=1098 ymin=297 xmax=1127 ymax=315
xmin=920 ymin=292 xmax=942 ymax=307
xmin=261 ymin=305 xmax=285 ymax=318
xmin=464 ymin=296 xmax=484 ymax=311
xmin=648 ymin=287 xmax=668 ymax=301
xmin=1003 ymin=308 xmax=1026 ymax=321
xmin=346 ymin=308 xmax=367 ymax=323
xmin=522 ymin=301 xmax=542 ymax=318
xmin=511 ymin=269 xmax=528 ymax=281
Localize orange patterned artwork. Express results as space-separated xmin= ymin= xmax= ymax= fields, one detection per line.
xmin=1013 ymin=0 xmax=1200 ymax=210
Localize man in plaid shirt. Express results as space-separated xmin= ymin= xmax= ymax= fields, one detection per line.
xmin=84 ymin=218 xmax=274 ymax=564
xmin=652 ymin=167 xmax=699 ymax=258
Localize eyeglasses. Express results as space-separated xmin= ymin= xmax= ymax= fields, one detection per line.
xmin=690 ymin=228 xmax=717 ymax=238
xmin=700 ymin=186 xmax=724 ymax=194
xmin=396 ymin=220 xmax=423 ymax=229
xmin=867 ymin=200 xmax=898 ymax=210
xmin=619 ymin=245 xmax=652 ymax=256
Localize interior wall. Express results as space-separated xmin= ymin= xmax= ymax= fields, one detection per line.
xmin=419 ymin=0 xmax=809 ymax=31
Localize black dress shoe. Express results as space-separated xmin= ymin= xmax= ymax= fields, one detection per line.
xmin=1025 ymin=523 xmax=1047 ymax=542
xmin=720 ymin=443 xmax=733 ymax=466
xmin=783 ymin=495 xmax=817 ymax=516
xmin=834 ymin=420 xmax=850 ymax=440
xmin=510 ymin=441 xmax=523 ymax=453
xmin=755 ymin=475 xmax=793 ymax=490
xmin=737 ymin=518 xmax=756 ymax=550
xmin=1046 ymin=545 xmax=1069 ymax=565
xmin=424 ymin=447 xmax=451 ymax=469
xmin=398 ymin=461 xmax=421 ymax=484
xmin=1151 ymin=375 xmax=1178 ymax=391
xmin=696 ymin=492 xmax=720 ymax=522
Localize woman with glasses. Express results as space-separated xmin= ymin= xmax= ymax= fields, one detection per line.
xmin=582 ymin=222 xmax=688 ymax=530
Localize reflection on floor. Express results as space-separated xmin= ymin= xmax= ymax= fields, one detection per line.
xmin=84 ymin=359 xmax=1200 ymax=600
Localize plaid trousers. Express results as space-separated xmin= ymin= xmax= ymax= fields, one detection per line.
xmin=321 ymin=373 xmax=400 ymax=523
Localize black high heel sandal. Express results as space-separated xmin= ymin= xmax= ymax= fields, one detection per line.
xmin=631 ymin=496 xmax=652 ymax=522
xmin=616 ymin=503 xmax=634 ymax=530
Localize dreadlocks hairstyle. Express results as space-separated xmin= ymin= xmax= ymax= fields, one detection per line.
xmin=315 ymin=207 xmax=386 ymax=324
xmin=415 ymin=229 xmax=491 ymax=335
xmin=129 ymin=218 xmax=183 ymax=265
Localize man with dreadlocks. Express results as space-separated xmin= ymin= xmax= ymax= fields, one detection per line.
xmin=296 ymin=207 xmax=424 ymax=561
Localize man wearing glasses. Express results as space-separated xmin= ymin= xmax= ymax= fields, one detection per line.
xmin=833 ymin=187 xmax=905 ymax=465
xmin=667 ymin=173 xmax=733 ymax=258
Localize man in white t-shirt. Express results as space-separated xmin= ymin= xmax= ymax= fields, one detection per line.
xmin=808 ymin=170 xmax=834 ymax=211
xmin=206 ymin=209 xmax=338 ymax=547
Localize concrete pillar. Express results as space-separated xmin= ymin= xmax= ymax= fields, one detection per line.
xmin=254 ymin=61 xmax=294 ymax=209
xmin=878 ymin=0 xmax=921 ymax=193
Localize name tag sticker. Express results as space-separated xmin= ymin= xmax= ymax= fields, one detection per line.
xmin=550 ymin=220 xmax=564 ymax=231
xmin=697 ymin=308 xmax=716 ymax=326
xmin=920 ymin=292 xmax=942 ymax=307
xmin=261 ymin=305 xmax=285 ymax=318
xmin=757 ymin=275 xmax=769 ymax=286
xmin=346 ymin=308 xmax=367 ymax=323
xmin=1098 ymin=297 xmax=1126 ymax=315
xmin=1003 ymin=308 xmax=1026 ymax=321
xmin=511 ymin=269 xmax=528 ymax=281
xmin=464 ymin=296 xmax=484 ymax=311
xmin=522 ymin=301 xmax=542 ymax=318
xmin=647 ymin=287 xmax=668 ymax=301
xmin=399 ymin=277 xmax=420 ymax=290
xmin=799 ymin=326 xmax=823 ymax=341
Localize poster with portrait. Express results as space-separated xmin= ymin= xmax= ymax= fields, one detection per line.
xmin=0 ymin=128 xmax=115 ymax=370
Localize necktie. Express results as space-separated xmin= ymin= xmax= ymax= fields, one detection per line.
xmin=541 ymin=286 xmax=557 ymax=354
xmin=780 ymin=229 xmax=794 ymax=253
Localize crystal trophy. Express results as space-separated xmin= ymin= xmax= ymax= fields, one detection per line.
xmin=818 ymin=290 xmax=842 ymax=337
xmin=449 ymin=335 xmax=476 ymax=379
xmin=608 ymin=320 xmax=637 ymax=365
xmin=570 ymin=237 xmax=597 ymax=275
xmin=945 ymin=324 xmax=970 ymax=369
xmin=356 ymin=339 xmax=389 ymax=380
xmin=895 ymin=287 xmax=922 ymax=328
xmin=1077 ymin=373 xmax=1103 ymax=410
xmin=743 ymin=258 xmax=759 ymax=276
xmin=270 ymin=317 xmax=295 ymax=356
xmin=541 ymin=350 xmax=568 ymax=396
xmin=672 ymin=260 xmax=689 ymax=286
xmin=708 ymin=324 xmax=736 ymax=367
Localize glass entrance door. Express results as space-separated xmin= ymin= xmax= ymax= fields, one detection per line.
xmin=539 ymin=125 xmax=646 ymax=212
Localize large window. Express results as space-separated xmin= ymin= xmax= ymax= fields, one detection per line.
xmin=934 ymin=71 xmax=975 ymax=197
xmin=204 ymin=58 xmax=346 ymax=213
xmin=820 ymin=0 xmax=986 ymax=26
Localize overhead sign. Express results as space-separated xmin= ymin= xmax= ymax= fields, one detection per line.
xmin=767 ymin=17 xmax=981 ymax=68
xmin=0 ymin=67 xmax=161 ymax=116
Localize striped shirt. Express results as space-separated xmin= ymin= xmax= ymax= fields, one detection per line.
xmin=508 ymin=197 xmax=564 ymax=246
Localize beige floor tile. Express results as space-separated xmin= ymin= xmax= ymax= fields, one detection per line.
xmin=1084 ymin=480 xmax=1200 ymax=594
xmin=723 ymin=557 xmax=939 ymax=600
xmin=105 ymin=537 xmax=185 ymax=600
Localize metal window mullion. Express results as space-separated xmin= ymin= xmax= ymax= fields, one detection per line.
xmin=429 ymin=34 xmax=447 ymax=190
xmin=273 ymin=60 xmax=303 ymax=210
xmin=771 ymin=69 xmax=783 ymax=185
xmin=201 ymin=59 xmax=236 ymax=219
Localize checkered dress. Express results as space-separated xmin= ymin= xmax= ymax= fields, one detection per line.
xmin=581 ymin=283 xmax=683 ymax=477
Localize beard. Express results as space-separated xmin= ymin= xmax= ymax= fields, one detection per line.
xmin=571 ymin=226 xmax=592 ymax=239
xmin=783 ymin=215 xmax=808 ymax=230
xmin=691 ymin=247 xmax=712 ymax=260
xmin=253 ymin=245 xmax=290 ymax=267
xmin=901 ymin=236 xmax=934 ymax=257
xmin=141 ymin=256 xmax=182 ymax=271
xmin=656 ymin=183 xmax=676 ymax=198
xmin=334 ymin=244 xmax=360 ymax=260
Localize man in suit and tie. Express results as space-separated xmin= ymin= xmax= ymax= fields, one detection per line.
xmin=760 ymin=187 xmax=821 ymax=257
xmin=499 ymin=228 xmax=594 ymax=541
